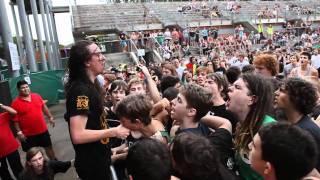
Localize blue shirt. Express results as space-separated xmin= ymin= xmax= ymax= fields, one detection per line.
xmin=176 ymin=122 xmax=211 ymax=136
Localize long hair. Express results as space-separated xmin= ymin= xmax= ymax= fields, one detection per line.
xmin=65 ymin=40 xmax=95 ymax=93
xmin=234 ymin=74 xmax=273 ymax=152
xmin=21 ymin=147 xmax=53 ymax=180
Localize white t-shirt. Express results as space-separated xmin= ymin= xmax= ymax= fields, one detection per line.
xmin=232 ymin=60 xmax=250 ymax=70
xmin=176 ymin=66 xmax=185 ymax=80
xmin=311 ymin=54 xmax=320 ymax=69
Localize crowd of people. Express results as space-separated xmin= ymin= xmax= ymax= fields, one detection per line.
xmin=65 ymin=21 xmax=320 ymax=179
xmin=60 ymin=38 xmax=320 ymax=180
xmin=2 ymin=16 xmax=320 ymax=180
xmin=257 ymin=4 xmax=280 ymax=19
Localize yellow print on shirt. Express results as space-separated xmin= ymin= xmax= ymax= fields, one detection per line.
xmin=100 ymin=110 xmax=109 ymax=144
xmin=76 ymin=96 xmax=89 ymax=110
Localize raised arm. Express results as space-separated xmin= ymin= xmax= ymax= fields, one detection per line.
xmin=201 ymin=114 xmax=232 ymax=134
xmin=139 ymin=64 xmax=161 ymax=103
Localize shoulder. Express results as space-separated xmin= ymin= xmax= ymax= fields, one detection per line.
xmin=11 ymin=97 xmax=23 ymax=108
xmin=67 ymin=82 xmax=92 ymax=98
xmin=262 ymin=115 xmax=276 ymax=125
xmin=311 ymin=67 xmax=318 ymax=75
xmin=298 ymin=116 xmax=319 ymax=129
xmin=152 ymin=120 xmax=165 ymax=131
xmin=209 ymin=128 xmax=232 ymax=142
xmin=31 ymin=93 xmax=41 ymax=97
xmin=31 ymin=93 xmax=44 ymax=101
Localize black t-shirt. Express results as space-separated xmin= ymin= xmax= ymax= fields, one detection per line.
xmin=105 ymin=107 xmax=123 ymax=148
xmin=296 ymin=115 xmax=320 ymax=171
xmin=189 ymin=31 xmax=195 ymax=37
xmin=215 ymin=67 xmax=226 ymax=74
xmin=65 ymin=80 xmax=111 ymax=179
xmin=106 ymin=107 xmax=120 ymax=128
xmin=210 ymin=104 xmax=238 ymax=133
xmin=208 ymin=128 xmax=236 ymax=172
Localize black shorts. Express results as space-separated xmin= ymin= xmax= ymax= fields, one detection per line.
xmin=21 ymin=131 xmax=53 ymax=152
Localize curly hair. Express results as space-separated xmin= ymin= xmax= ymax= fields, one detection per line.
xmin=253 ymin=53 xmax=279 ymax=76
xmin=196 ymin=66 xmax=213 ymax=75
xmin=285 ymin=78 xmax=318 ymax=115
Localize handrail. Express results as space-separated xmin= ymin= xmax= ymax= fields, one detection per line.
xmin=128 ymin=39 xmax=145 ymax=64
xmin=150 ymin=37 xmax=164 ymax=58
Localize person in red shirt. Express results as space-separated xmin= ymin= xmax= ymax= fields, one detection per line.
xmin=11 ymin=80 xmax=56 ymax=160
xmin=186 ymin=56 xmax=197 ymax=75
xmin=0 ymin=103 xmax=23 ymax=180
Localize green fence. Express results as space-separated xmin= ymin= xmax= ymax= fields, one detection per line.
xmin=9 ymin=70 xmax=65 ymax=106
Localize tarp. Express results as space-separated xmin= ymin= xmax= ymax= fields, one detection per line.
xmin=9 ymin=70 xmax=65 ymax=106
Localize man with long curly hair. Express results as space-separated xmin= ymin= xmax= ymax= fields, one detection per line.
xmin=274 ymin=77 xmax=320 ymax=171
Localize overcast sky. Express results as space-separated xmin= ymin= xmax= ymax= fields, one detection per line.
xmin=4 ymin=0 xmax=108 ymax=46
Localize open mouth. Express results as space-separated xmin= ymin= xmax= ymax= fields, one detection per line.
xmin=226 ymin=99 xmax=231 ymax=108
xmin=274 ymin=97 xmax=278 ymax=105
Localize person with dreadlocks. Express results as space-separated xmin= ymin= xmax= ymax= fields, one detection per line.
xmin=226 ymin=73 xmax=276 ymax=180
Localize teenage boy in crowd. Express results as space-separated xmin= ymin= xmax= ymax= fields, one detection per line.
xmin=196 ymin=66 xmax=212 ymax=87
xmin=128 ymin=64 xmax=161 ymax=103
xmin=170 ymin=83 xmax=213 ymax=136
xmin=274 ymin=78 xmax=320 ymax=170
xmin=115 ymin=94 xmax=169 ymax=146
xmin=170 ymin=83 xmax=233 ymax=139
xmin=249 ymin=122 xmax=319 ymax=180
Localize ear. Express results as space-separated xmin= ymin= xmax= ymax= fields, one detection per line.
xmin=219 ymin=86 xmax=224 ymax=93
xmin=248 ymin=95 xmax=257 ymax=106
xmin=187 ymin=107 xmax=197 ymax=117
xmin=85 ymin=61 xmax=91 ymax=67
xmin=263 ymin=162 xmax=273 ymax=175
xmin=134 ymin=119 xmax=143 ymax=128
